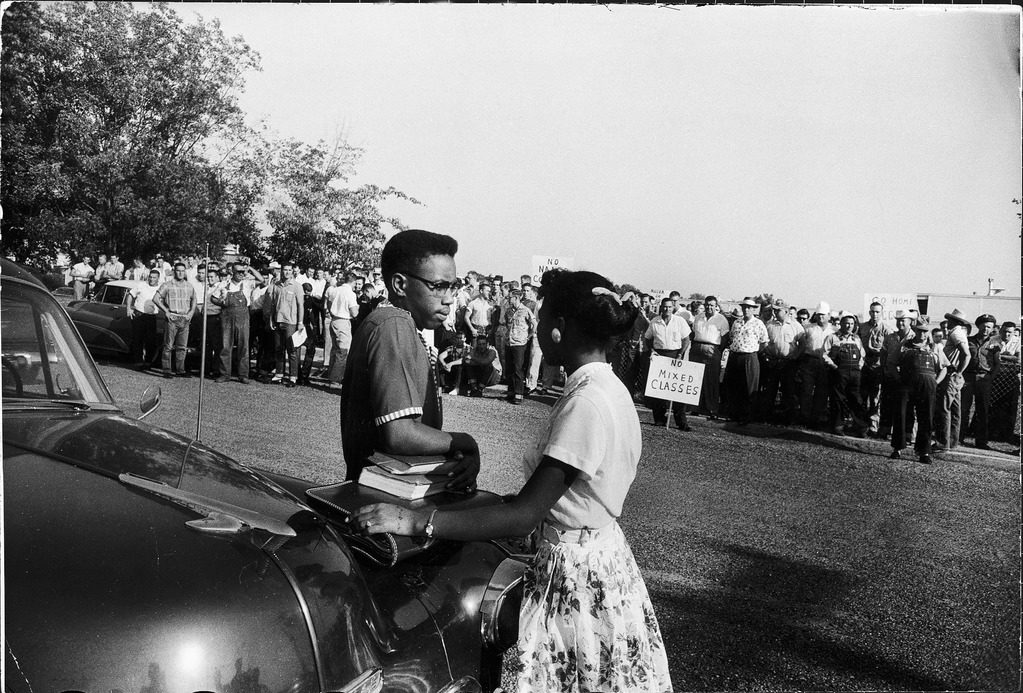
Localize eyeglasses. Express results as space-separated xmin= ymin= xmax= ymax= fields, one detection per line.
xmin=403 ymin=271 xmax=456 ymax=295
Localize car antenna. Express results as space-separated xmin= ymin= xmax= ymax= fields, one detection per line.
xmin=195 ymin=242 xmax=210 ymax=442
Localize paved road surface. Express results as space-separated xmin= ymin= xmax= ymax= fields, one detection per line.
xmin=99 ymin=362 xmax=1021 ymax=692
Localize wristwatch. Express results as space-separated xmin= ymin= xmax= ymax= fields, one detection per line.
xmin=423 ymin=509 xmax=439 ymax=539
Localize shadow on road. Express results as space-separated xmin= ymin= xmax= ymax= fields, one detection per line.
xmin=653 ymin=541 xmax=952 ymax=691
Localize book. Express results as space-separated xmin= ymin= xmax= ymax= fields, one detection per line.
xmin=368 ymin=452 xmax=457 ymax=476
xmin=359 ymin=464 xmax=450 ymax=500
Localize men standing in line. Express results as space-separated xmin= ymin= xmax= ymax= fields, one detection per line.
xmin=70 ymin=255 xmax=95 ymax=300
xmin=961 ymin=314 xmax=1001 ymax=450
xmin=501 ymin=288 xmax=536 ymax=404
xmin=933 ymin=308 xmax=971 ymax=452
xmin=266 ymin=263 xmax=304 ymax=388
xmin=465 ymin=282 xmax=494 ymax=341
xmin=891 ymin=317 xmax=949 ymax=464
xmin=690 ymin=295 xmax=730 ymax=419
xmin=153 ymin=261 xmax=196 ymax=378
xmin=325 ymin=270 xmax=361 ymax=388
xmin=797 ymin=302 xmax=835 ymax=429
xmin=725 ymin=297 xmax=769 ymax=425
xmin=645 ymin=297 xmax=693 ymax=429
xmin=822 ymin=311 xmax=868 ymax=437
xmin=858 ymin=301 xmax=890 ymax=434
xmin=760 ymin=298 xmax=803 ymax=424
xmin=878 ymin=309 xmax=917 ymax=440
xmin=127 ymin=268 xmax=164 ymax=370
xmin=213 ymin=262 xmax=263 ymax=384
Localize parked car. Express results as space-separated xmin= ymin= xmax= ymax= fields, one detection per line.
xmin=3 ymin=259 xmax=528 ymax=692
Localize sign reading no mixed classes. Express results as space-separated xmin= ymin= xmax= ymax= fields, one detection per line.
xmin=644 ymin=354 xmax=705 ymax=406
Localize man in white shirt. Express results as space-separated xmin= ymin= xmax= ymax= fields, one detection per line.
xmin=690 ymin=295 xmax=731 ymax=419
xmin=127 ymin=268 xmax=164 ymax=369
xmin=644 ymin=297 xmax=692 ymax=430
xmin=70 ymin=255 xmax=95 ymax=300
xmin=325 ymin=270 xmax=361 ymax=386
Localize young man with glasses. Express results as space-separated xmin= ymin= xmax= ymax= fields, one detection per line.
xmin=339 ymin=229 xmax=480 ymax=491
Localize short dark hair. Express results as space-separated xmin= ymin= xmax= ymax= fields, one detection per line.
xmin=870 ymin=301 xmax=883 ymax=310
xmin=173 ymin=261 xmax=186 ymax=270
xmin=539 ymin=269 xmax=637 ymax=344
xmin=381 ymin=229 xmax=458 ymax=287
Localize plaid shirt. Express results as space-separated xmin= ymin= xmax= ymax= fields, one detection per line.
xmin=156 ymin=279 xmax=195 ymax=314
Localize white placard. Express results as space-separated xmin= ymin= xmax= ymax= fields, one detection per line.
xmin=644 ymin=354 xmax=705 ymax=405
xmin=864 ymin=293 xmax=918 ymax=323
xmin=530 ymin=255 xmax=573 ymax=284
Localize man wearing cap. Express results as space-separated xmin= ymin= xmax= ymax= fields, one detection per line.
xmin=891 ymin=316 xmax=949 ymax=464
xmin=878 ymin=309 xmax=917 ymax=440
xmin=266 ymin=263 xmax=304 ymax=387
xmin=725 ymin=297 xmax=769 ymax=425
xmin=759 ymin=298 xmax=803 ymax=424
xmin=858 ymin=301 xmax=890 ymax=434
xmin=961 ymin=314 xmax=1000 ymax=450
xmin=796 ymin=302 xmax=835 ymax=429
xmin=690 ymin=295 xmax=731 ymax=419
xmin=933 ymin=308 xmax=972 ymax=452
xmin=823 ymin=312 xmax=868 ymax=436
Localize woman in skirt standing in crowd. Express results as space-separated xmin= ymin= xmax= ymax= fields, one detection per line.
xmin=355 ymin=267 xmax=672 ymax=692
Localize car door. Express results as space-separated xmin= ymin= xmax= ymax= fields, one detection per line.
xmin=76 ymin=285 xmax=133 ymax=354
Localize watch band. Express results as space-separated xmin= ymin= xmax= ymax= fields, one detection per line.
xmin=423 ymin=509 xmax=439 ymax=539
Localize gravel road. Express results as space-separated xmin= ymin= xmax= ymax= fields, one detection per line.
xmin=99 ymin=362 xmax=1021 ymax=692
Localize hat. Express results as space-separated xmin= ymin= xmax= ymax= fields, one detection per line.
xmin=839 ymin=310 xmax=857 ymax=320
xmin=813 ymin=301 xmax=830 ymax=316
xmin=268 ymin=261 xmax=281 ymax=269
xmin=829 ymin=311 xmax=840 ymax=320
xmin=975 ymin=313 xmax=997 ymax=327
xmin=893 ymin=309 xmax=917 ymax=320
xmin=739 ymin=297 xmax=758 ymax=308
xmin=943 ymin=308 xmax=970 ymax=328
xmin=911 ymin=315 xmax=931 ymax=332
xmin=772 ymin=298 xmax=788 ymax=310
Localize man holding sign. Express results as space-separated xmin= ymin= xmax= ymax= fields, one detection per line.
xmin=644 ymin=297 xmax=692 ymax=430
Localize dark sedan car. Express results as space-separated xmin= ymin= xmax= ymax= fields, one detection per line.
xmin=2 ymin=260 xmax=528 ymax=692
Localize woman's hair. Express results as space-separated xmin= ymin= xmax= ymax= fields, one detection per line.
xmin=538 ymin=268 xmax=638 ymax=343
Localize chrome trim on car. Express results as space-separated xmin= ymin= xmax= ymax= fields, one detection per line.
xmin=119 ymin=472 xmax=297 ymax=538
xmin=335 ymin=667 xmax=384 ymax=692
xmin=436 ymin=676 xmax=483 ymax=693
xmin=479 ymin=557 xmax=527 ymax=649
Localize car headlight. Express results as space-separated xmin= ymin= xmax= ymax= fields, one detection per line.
xmin=479 ymin=557 xmax=526 ymax=652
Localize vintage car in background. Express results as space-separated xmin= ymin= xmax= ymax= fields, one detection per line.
xmin=3 ymin=260 xmax=528 ymax=693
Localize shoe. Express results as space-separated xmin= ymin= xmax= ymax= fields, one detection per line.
xmin=706 ymin=414 xmax=718 ymax=421
xmin=215 ymin=376 xmax=231 ymax=383
xmin=930 ymin=443 xmax=946 ymax=454
xmin=919 ymin=454 xmax=933 ymax=465
xmin=271 ymin=374 xmax=283 ymax=383
xmin=889 ymin=450 xmax=902 ymax=460
xmin=448 ymin=388 xmax=460 ymax=396
xmin=238 ymin=377 xmax=249 ymax=384
xmin=283 ymin=379 xmax=295 ymax=388
xmin=653 ymin=418 xmax=667 ymax=426
xmin=162 ymin=371 xmax=174 ymax=379
xmin=175 ymin=371 xmax=190 ymax=378
xmin=975 ymin=443 xmax=992 ymax=451
xmin=678 ymin=424 xmax=693 ymax=432
xmin=829 ymin=427 xmax=845 ymax=436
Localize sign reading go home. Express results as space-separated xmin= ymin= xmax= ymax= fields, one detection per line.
xmin=530 ymin=255 xmax=573 ymax=285
xmin=644 ymin=354 xmax=705 ymax=405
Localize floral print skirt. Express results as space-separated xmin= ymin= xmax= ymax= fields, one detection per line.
xmin=511 ymin=521 xmax=673 ymax=692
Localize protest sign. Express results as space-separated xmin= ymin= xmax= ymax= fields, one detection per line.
xmin=644 ymin=354 xmax=705 ymax=406
xmin=864 ymin=293 xmax=918 ymax=324
xmin=530 ymin=255 xmax=573 ymax=284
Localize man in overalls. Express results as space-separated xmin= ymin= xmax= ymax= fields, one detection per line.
xmin=822 ymin=311 xmax=868 ymax=436
xmin=214 ymin=262 xmax=264 ymax=384
xmin=892 ymin=317 xmax=949 ymax=464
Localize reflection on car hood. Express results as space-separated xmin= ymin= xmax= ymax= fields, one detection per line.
xmin=3 ymin=408 xmax=303 ymax=520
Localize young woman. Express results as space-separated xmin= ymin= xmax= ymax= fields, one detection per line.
xmin=355 ymin=268 xmax=673 ymax=692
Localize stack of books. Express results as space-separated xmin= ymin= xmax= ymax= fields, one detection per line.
xmin=358 ymin=452 xmax=458 ymax=500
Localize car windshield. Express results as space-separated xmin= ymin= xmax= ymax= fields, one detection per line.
xmin=99 ymin=284 xmax=131 ymax=305
xmin=2 ymin=277 xmax=114 ymax=405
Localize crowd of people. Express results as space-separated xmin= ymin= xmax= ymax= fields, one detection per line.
xmin=64 ymin=250 xmax=1021 ymax=463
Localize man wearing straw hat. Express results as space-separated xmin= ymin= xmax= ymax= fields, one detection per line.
xmin=890 ymin=315 xmax=949 ymax=464
xmin=961 ymin=313 xmax=1000 ymax=450
xmin=933 ymin=308 xmax=972 ymax=452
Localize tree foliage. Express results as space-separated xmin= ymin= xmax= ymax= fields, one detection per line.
xmin=263 ymin=136 xmax=419 ymax=271
xmin=1 ymin=2 xmax=264 ymax=266
xmin=2 ymin=2 xmax=418 ymax=272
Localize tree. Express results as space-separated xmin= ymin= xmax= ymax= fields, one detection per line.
xmin=263 ymin=135 xmax=420 ymax=271
xmin=1 ymin=2 xmax=262 ymax=266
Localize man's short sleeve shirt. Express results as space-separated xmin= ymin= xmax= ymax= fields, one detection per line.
xmin=644 ymin=315 xmax=690 ymax=351
xmin=340 ymin=306 xmax=442 ymax=477
xmin=730 ymin=317 xmax=768 ymax=353
xmin=692 ymin=313 xmax=730 ymax=345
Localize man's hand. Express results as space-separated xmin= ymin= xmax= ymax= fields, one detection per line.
xmin=445 ymin=448 xmax=480 ymax=492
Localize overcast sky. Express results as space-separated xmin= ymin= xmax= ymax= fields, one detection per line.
xmin=185 ymin=3 xmax=1021 ymax=312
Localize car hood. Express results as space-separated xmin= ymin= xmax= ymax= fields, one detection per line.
xmin=4 ymin=408 xmax=302 ymax=517
xmin=4 ymin=409 xmax=393 ymax=692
